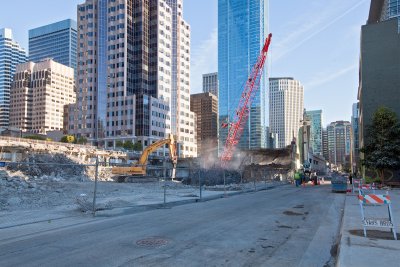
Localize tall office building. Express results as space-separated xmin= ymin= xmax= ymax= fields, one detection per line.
xmin=359 ymin=0 xmax=400 ymax=174
xmin=71 ymin=0 xmax=196 ymax=157
xmin=0 ymin=28 xmax=27 ymax=127
xmin=29 ymin=19 xmax=77 ymax=72
xmin=269 ymin=77 xmax=304 ymax=148
xmin=190 ymin=92 xmax=218 ymax=157
xmin=351 ymin=103 xmax=359 ymax=172
xmin=305 ymin=110 xmax=323 ymax=155
xmin=218 ymin=0 xmax=269 ymax=152
xmin=202 ymin=72 xmax=218 ymax=97
xmin=322 ymin=128 xmax=329 ymax=161
xmin=10 ymin=59 xmax=75 ymax=134
xmin=327 ymin=121 xmax=352 ymax=168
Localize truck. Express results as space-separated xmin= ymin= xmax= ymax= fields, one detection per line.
xmin=111 ymin=134 xmax=178 ymax=182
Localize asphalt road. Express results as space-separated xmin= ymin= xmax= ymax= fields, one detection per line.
xmin=0 ymin=184 xmax=345 ymax=267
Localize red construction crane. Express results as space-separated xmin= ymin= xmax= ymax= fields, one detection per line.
xmin=220 ymin=33 xmax=272 ymax=167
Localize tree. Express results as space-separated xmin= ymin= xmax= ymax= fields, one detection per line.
xmin=77 ymin=137 xmax=88 ymax=144
xmin=60 ymin=135 xmax=75 ymax=143
xmin=132 ymin=142 xmax=143 ymax=152
xmin=361 ymin=107 xmax=400 ymax=185
xmin=115 ymin=140 xmax=124 ymax=148
xmin=123 ymin=140 xmax=135 ymax=151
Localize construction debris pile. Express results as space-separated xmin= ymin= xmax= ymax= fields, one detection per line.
xmin=7 ymin=153 xmax=88 ymax=181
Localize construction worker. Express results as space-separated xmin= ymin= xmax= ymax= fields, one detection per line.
xmin=294 ymin=170 xmax=301 ymax=187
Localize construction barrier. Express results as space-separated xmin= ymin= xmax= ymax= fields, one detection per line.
xmin=358 ymin=191 xmax=397 ymax=240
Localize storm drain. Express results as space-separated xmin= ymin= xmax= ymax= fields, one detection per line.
xmin=136 ymin=237 xmax=169 ymax=248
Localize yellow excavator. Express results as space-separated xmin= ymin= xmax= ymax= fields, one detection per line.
xmin=112 ymin=134 xmax=178 ymax=182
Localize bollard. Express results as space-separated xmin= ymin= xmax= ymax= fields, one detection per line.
xmin=163 ymin=182 xmax=167 ymax=206
xmin=198 ymin=168 xmax=202 ymax=200
xmin=223 ymin=170 xmax=226 ymax=197
xmin=92 ymin=156 xmax=99 ymax=217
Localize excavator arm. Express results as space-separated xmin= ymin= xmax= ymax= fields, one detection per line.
xmin=112 ymin=134 xmax=178 ymax=180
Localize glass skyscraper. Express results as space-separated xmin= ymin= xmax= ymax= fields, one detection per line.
xmin=0 ymin=28 xmax=27 ymax=127
xmin=305 ymin=110 xmax=323 ymax=156
xmin=29 ymin=19 xmax=77 ymax=72
xmin=218 ymin=0 xmax=269 ymax=152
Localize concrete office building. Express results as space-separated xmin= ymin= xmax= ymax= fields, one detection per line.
xmin=10 ymin=59 xmax=75 ymax=134
xmin=269 ymin=77 xmax=304 ymax=148
xmin=190 ymin=92 xmax=218 ymax=157
xmin=327 ymin=121 xmax=352 ymax=169
xmin=202 ymin=72 xmax=218 ymax=97
xmin=218 ymin=0 xmax=269 ymax=152
xmin=71 ymin=0 xmax=196 ymax=157
xmin=29 ymin=19 xmax=77 ymax=73
xmin=359 ymin=0 xmax=400 ymax=169
xmin=0 ymin=28 xmax=27 ymax=127
xmin=305 ymin=110 xmax=323 ymax=156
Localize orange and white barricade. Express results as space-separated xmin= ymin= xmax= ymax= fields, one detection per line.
xmin=358 ymin=191 xmax=397 ymax=240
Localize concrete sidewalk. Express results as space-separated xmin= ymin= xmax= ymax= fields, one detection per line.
xmin=337 ymin=188 xmax=400 ymax=266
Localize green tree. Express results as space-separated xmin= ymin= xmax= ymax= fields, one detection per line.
xmin=123 ymin=140 xmax=135 ymax=151
xmin=115 ymin=140 xmax=124 ymax=148
xmin=361 ymin=107 xmax=400 ymax=185
xmin=60 ymin=135 xmax=75 ymax=143
xmin=132 ymin=142 xmax=143 ymax=152
xmin=77 ymin=137 xmax=88 ymax=144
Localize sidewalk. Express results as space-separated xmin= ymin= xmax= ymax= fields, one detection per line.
xmin=337 ymin=188 xmax=400 ymax=266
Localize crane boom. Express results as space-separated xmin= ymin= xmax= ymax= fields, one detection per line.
xmin=220 ymin=33 xmax=272 ymax=167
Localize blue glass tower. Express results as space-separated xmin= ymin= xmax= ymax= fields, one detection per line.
xmin=305 ymin=110 xmax=323 ymax=156
xmin=218 ymin=0 xmax=269 ymax=152
xmin=0 ymin=28 xmax=27 ymax=127
xmin=29 ymin=19 xmax=77 ymax=72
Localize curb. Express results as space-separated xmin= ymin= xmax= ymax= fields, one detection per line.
xmin=335 ymin=193 xmax=348 ymax=267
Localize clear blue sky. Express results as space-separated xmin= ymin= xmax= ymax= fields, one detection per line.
xmin=0 ymin=0 xmax=370 ymax=126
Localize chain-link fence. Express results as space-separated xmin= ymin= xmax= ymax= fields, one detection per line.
xmin=0 ymin=156 xmax=292 ymax=219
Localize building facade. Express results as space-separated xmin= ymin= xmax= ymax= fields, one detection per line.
xmin=351 ymin=103 xmax=359 ymax=173
xmin=29 ymin=19 xmax=77 ymax=72
xmin=202 ymin=72 xmax=218 ymax=97
xmin=70 ymin=0 xmax=196 ymax=157
xmin=305 ymin=110 xmax=323 ymax=156
xmin=10 ymin=59 xmax=75 ymax=134
xmin=359 ymin=0 xmax=400 ymax=172
xmin=0 ymin=28 xmax=27 ymax=127
xmin=190 ymin=92 xmax=218 ymax=157
xmin=322 ymin=128 xmax=329 ymax=161
xmin=218 ymin=0 xmax=269 ymax=152
xmin=326 ymin=121 xmax=352 ymax=169
xmin=269 ymin=77 xmax=304 ymax=148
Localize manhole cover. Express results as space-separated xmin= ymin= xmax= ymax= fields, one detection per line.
xmin=136 ymin=237 xmax=169 ymax=248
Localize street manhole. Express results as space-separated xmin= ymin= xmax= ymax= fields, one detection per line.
xmin=136 ymin=237 xmax=169 ymax=248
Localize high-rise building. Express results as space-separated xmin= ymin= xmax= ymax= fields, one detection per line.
xmin=322 ymin=128 xmax=329 ymax=161
xmin=327 ymin=121 xmax=352 ymax=168
xmin=202 ymin=72 xmax=218 ymax=97
xmin=71 ymin=0 xmax=196 ymax=157
xmin=0 ymin=28 xmax=27 ymax=128
xmin=190 ymin=92 xmax=218 ymax=157
xmin=218 ymin=0 xmax=269 ymax=152
xmin=10 ymin=59 xmax=75 ymax=134
xmin=359 ymin=0 xmax=400 ymax=174
xmin=269 ymin=77 xmax=304 ymax=148
xmin=351 ymin=103 xmax=359 ymax=172
xmin=165 ymin=0 xmax=197 ymax=157
xmin=29 ymin=19 xmax=77 ymax=72
xmin=305 ymin=110 xmax=323 ymax=156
